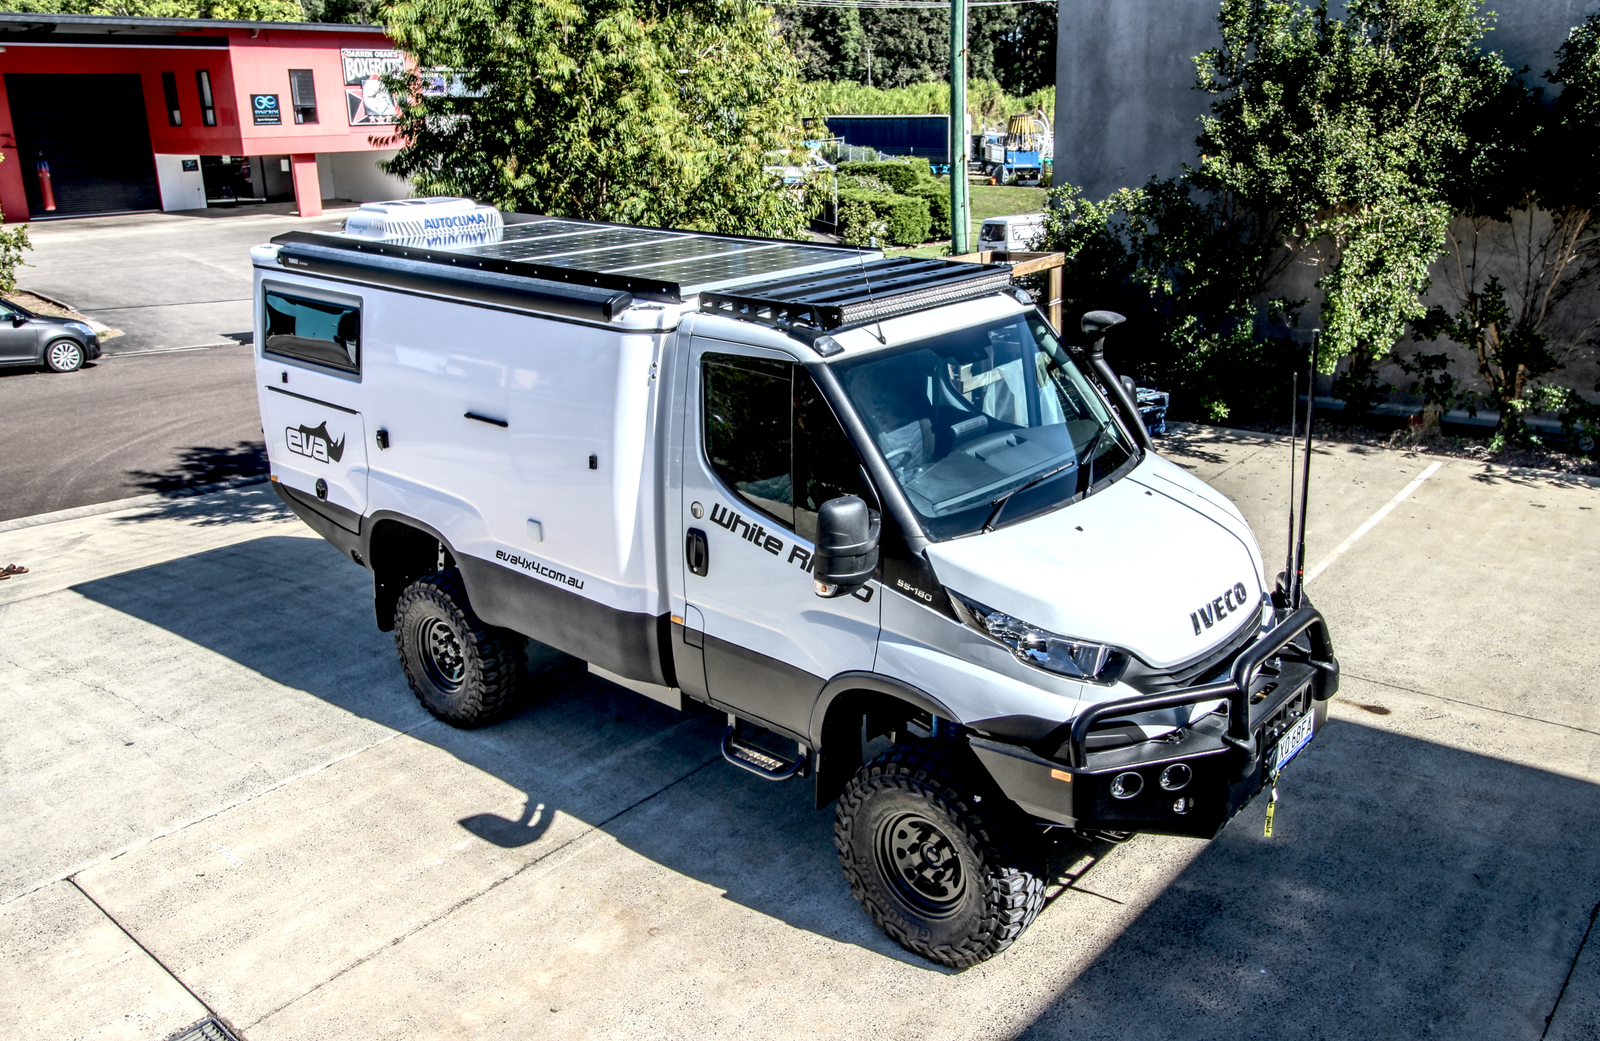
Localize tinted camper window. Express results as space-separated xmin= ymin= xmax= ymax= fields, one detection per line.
xmin=263 ymin=290 xmax=360 ymax=373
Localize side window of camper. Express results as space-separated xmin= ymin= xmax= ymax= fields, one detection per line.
xmin=702 ymin=353 xmax=867 ymax=541
xmin=263 ymin=290 xmax=361 ymax=374
xmin=703 ymin=354 xmax=795 ymax=528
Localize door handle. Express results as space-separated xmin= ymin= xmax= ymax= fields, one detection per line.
xmin=686 ymin=528 xmax=709 ymax=577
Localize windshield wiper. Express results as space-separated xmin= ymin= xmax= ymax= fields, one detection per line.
xmin=1078 ymin=424 xmax=1107 ymax=494
xmin=980 ymin=425 xmax=1110 ymax=534
xmin=982 ymin=459 xmax=1077 ymax=533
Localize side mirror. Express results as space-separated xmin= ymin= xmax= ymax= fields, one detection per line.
xmin=11 ymin=315 xmax=26 ymax=326
xmin=812 ymin=495 xmax=879 ymax=598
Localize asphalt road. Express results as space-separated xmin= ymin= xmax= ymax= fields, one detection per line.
xmin=0 ymin=345 xmax=263 ymax=522
xmin=0 ymin=429 xmax=1595 ymax=1041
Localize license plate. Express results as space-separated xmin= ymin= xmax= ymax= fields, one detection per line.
xmin=1268 ymin=711 xmax=1315 ymax=775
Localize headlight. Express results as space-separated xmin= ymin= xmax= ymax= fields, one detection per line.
xmin=66 ymin=321 xmax=94 ymax=336
xmin=948 ymin=590 xmax=1128 ymax=684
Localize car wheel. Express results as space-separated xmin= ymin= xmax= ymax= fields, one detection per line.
xmin=835 ymin=743 xmax=1045 ymax=968
xmin=44 ymin=338 xmax=85 ymax=373
xmin=394 ymin=568 xmax=527 ymax=727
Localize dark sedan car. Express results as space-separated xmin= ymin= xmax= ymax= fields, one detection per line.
xmin=0 ymin=298 xmax=101 ymax=372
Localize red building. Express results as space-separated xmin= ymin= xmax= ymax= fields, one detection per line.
xmin=0 ymin=13 xmax=411 ymax=222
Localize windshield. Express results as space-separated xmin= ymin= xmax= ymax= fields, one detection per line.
xmin=834 ymin=312 xmax=1137 ymax=539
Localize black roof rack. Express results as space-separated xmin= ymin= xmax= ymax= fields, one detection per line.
xmin=698 ymin=257 xmax=1014 ymax=334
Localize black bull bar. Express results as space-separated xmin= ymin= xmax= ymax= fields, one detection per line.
xmin=1064 ymin=606 xmax=1339 ymax=771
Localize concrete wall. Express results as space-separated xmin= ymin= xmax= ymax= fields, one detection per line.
xmin=1054 ymin=0 xmax=1600 ymax=201
xmin=315 ymin=149 xmax=411 ymax=202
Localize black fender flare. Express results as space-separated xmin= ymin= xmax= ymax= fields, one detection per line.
xmin=808 ymin=671 xmax=962 ymax=809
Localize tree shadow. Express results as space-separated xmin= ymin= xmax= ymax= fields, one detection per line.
xmin=124 ymin=441 xmax=267 ymax=494
xmin=110 ymin=481 xmax=286 ymax=528
xmin=67 ymin=533 xmax=1600 ymax=1014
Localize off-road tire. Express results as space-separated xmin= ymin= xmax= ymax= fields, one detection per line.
xmin=44 ymin=339 xmax=84 ymax=373
xmin=394 ymin=569 xmax=526 ymax=727
xmin=835 ymin=743 xmax=1045 ymax=968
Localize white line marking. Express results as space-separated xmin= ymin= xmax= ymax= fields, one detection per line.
xmin=1305 ymin=461 xmax=1443 ymax=584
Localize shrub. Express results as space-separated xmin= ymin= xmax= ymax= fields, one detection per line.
xmin=837 ymin=189 xmax=932 ymax=245
xmin=838 ymin=160 xmax=929 ymax=195
xmin=838 ymin=197 xmax=887 ymax=247
xmin=909 ymin=182 xmax=951 ymax=240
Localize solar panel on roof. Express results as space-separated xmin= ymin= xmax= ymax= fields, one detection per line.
xmin=281 ymin=204 xmax=882 ymax=302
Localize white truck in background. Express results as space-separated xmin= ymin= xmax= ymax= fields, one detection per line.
xmin=253 ymin=197 xmax=1339 ymax=967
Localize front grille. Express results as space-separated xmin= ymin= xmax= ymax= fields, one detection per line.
xmin=1120 ymin=612 xmax=1261 ymax=695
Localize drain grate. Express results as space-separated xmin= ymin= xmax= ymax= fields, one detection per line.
xmin=167 ymin=1018 xmax=241 ymax=1041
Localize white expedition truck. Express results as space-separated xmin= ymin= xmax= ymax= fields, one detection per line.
xmin=253 ymin=197 xmax=1339 ymax=967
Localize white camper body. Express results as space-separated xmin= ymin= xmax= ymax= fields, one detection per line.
xmin=254 ymin=199 xmax=1338 ymax=968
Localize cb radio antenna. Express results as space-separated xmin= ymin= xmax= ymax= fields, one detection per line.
xmin=1290 ymin=332 xmax=1319 ymax=610
xmin=1283 ymin=370 xmax=1298 ymax=607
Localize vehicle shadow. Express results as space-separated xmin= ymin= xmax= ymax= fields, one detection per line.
xmin=68 ymin=533 xmax=927 ymax=964
xmin=1009 ymin=716 xmax=1600 ymax=1040
xmin=70 ymin=533 xmax=1600 ymax=1016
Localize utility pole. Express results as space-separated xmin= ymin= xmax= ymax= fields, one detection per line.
xmin=948 ymin=0 xmax=971 ymax=255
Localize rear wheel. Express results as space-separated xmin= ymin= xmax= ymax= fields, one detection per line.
xmin=44 ymin=339 xmax=84 ymax=373
xmin=394 ymin=569 xmax=526 ymax=727
xmin=835 ymin=743 xmax=1045 ymax=968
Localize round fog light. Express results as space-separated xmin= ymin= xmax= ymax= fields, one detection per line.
xmin=1110 ymin=771 xmax=1143 ymax=799
xmin=1171 ymin=797 xmax=1192 ymax=814
xmin=1160 ymin=763 xmax=1193 ymax=791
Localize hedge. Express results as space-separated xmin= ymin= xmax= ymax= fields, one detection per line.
xmin=838 ymin=160 xmax=928 ymax=195
xmin=837 ymin=188 xmax=932 ymax=246
xmin=909 ymin=182 xmax=951 ymax=240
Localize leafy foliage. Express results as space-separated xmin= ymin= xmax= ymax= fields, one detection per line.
xmin=837 ymin=188 xmax=930 ymax=246
xmin=812 ymin=79 xmax=1053 ymax=123
xmin=0 ymin=0 xmax=303 ymax=18
xmin=1039 ymin=178 xmax=1302 ymax=422
xmin=0 ymin=154 xmax=31 ymax=297
xmin=781 ymin=4 xmax=1056 ymax=96
xmin=1193 ymin=0 xmax=1500 ymax=415
xmin=1414 ymin=12 xmax=1600 ymax=439
xmin=837 ymin=197 xmax=886 ymax=247
xmin=379 ymin=0 xmax=818 ymax=238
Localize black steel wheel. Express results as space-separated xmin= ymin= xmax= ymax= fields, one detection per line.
xmin=44 ymin=338 xmax=84 ymax=373
xmin=394 ymin=569 xmax=526 ymax=727
xmin=836 ymin=743 xmax=1044 ymax=968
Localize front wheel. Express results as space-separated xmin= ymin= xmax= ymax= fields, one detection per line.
xmin=44 ymin=338 xmax=85 ymax=373
xmin=835 ymin=744 xmax=1044 ymax=968
xmin=394 ymin=569 xmax=527 ymax=727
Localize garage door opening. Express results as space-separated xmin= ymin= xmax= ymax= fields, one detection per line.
xmin=200 ymin=154 xmax=296 ymax=207
xmin=4 ymin=72 xmax=162 ymax=219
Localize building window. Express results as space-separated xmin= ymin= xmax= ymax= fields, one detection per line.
xmin=196 ymin=70 xmax=216 ymax=127
xmin=161 ymin=71 xmax=181 ymax=126
xmin=288 ymin=70 xmax=318 ymax=125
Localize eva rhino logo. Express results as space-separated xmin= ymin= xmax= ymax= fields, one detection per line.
xmin=286 ymin=421 xmax=345 ymax=464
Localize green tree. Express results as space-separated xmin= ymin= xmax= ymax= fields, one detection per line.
xmin=380 ymin=0 xmax=819 ymax=238
xmin=0 ymin=155 xmax=31 ymax=297
xmin=1193 ymin=0 xmax=1501 ymax=412
xmin=1039 ymin=177 xmax=1300 ymax=422
xmin=1413 ymin=12 xmax=1600 ymax=441
xmin=0 ymin=0 xmax=303 ymax=18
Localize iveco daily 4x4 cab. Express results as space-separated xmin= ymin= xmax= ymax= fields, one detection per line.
xmin=253 ymin=197 xmax=1338 ymax=967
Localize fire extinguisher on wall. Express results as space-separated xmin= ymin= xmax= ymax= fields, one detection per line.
xmin=35 ymin=155 xmax=57 ymax=212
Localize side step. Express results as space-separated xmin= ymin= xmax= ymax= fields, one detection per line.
xmin=720 ymin=715 xmax=808 ymax=781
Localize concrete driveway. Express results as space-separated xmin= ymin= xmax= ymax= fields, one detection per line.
xmin=19 ymin=205 xmax=358 ymax=355
xmin=0 ymin=428 xmax=1595 ymax=1040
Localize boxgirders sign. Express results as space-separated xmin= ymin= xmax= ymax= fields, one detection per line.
xmin=252 ymin=94 xmax=282 ymax=126
xmin=342 ymin=49 xmax=403 ymax=126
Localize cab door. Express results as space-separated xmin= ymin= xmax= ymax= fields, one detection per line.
xmin=257 ymin=283 xmax=369 ymax=520
xmin=680 ymin=338 xmax=880 ymax=740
